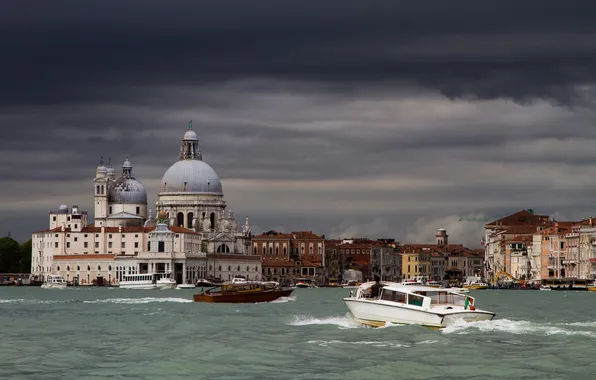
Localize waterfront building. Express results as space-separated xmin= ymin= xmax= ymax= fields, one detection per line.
xmin=31 ymin=122 xmax=261 ymax=284
xmin=251 ymin=230 xmax=325 ymax=284
xmin=484 ymin=209 xmax=552 ymax=282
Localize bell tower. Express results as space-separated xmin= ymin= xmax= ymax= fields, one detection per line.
xmin=94 ymin=157 xmax=109 ymax=225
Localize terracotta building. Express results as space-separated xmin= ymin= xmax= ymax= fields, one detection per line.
xmin=251 ymin=230 xmax=325 ymax=284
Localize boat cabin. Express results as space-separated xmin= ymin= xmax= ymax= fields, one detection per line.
xmin=356 ymin=282 xmax=474 ymax=310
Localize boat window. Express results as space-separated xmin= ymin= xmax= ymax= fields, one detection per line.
xmin=381 ymin=290 xmax=406 ymax=303
xmin=408 ymin=294 xmax=424 ymax=307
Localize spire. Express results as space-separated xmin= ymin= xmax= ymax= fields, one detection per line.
xmin=188 ymin=119 xmax=193 ymax=130
xmin=99 ymin=156 xmax=104 ymax=165
xmin=180 ymin=121 xmax=202 ymax=160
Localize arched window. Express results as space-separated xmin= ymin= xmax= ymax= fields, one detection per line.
xmin=275 ymin=247 xmax=279 ymax=255
xmin=269 ymin=247 xmax=273 ymax=255
xmin=262 ymin=247 xmax=266 ymax=255
xmin=57 ymin=265 xmax=61 ymax=271
xmin=67 ymin=266 xmax=70 ymax=271
xmin=210 ymin=212 xmax=215 ymax=230
xmin=228 ymin=266 xmax=231 ymax=271
xmin=98 ymin=265 xmax=101 ymax=271
xmin=177 ymin=212 xmax=184 ymax=227
xmin=77 ymin=265 xmax=80 ymax=271
xmin=87 ymin=265 xmax=90 ymax=271
xmin=246 ymin=266 xmax=249 ymax=271
xmin=217 ymin=244 xmax=230 ymax=253
xmin=237 ymin=266 xmax=240 ymax=271
xmin=284 ymin=247 xmax=287 ymax=255
xmin=96 ymin=185 xmax=100 ymax=194
xmin=253 ymin=247 xmax=257 ymax=255
xmin=187 ymin=212 xmax=194 ymax=229
xmin=108 ymin=265 xmax=112 ymax=271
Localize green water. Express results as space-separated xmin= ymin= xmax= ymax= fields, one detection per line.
xmin=0 ymin=288 xmax=594 ymax=380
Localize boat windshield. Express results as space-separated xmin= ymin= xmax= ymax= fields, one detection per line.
xmin=412 ymin=290 xmax=469 ymax=306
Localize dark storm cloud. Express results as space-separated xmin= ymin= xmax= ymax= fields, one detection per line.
xmin=1 ymin=0 xmax=595 ymax=107
xmin=2 ymin=1 xmax=596 ymax=244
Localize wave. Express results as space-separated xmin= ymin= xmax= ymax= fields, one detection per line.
xmin=443 ymin=318 xmax=596 ymax=338
xmin=307 ymin=339 xmax=411 ymax=348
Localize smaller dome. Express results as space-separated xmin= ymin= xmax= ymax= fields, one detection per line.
xmin=106 ymin=166 xmax=116 ymax=176
xmin=184 ymin=130 xmax=198 ymax=140
xmin=109 ymin=177 xmax=147 ymax=204
xmin=59 ymin=204 xmax=68 ymax=211
xmin=96 ymin=164 xmax=107 ymax=174
xmin=122 ymin=157 xmax=132 ymax=169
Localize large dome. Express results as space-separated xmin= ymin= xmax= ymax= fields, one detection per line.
xmin=160 ymin=160 xmax=223 ymax=194
xmin=109 ymin=177 xmax=148 ymax=204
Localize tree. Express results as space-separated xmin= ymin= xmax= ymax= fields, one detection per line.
xmin=20 ymin=239 xmax=32 ymax=273
xmin=0 ymin=237 xmax=21 ymax=272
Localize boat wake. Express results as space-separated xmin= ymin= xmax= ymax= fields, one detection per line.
xmin=0 ymin=297 xmax=192 ymax=304
xmin=307 ymin=339 xmax=411 ymax=348
xmin=288 ymin=313 xmax=363 ymax=329
xmin=269 ymin=295 xmax=296 ymax=303
xmin=443 ymin=318 xmax=596 ymax=338
xmin=83 ymin=297 xmax=193 ymax=304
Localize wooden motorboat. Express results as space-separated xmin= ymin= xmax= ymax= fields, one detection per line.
xmin=193 ymin=281 xmax=294 ymax=303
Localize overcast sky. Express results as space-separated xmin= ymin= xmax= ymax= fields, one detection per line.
xmin=1 ymin=1 xmax=595 ymax=247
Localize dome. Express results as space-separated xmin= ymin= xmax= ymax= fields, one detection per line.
xmin=96 ymin=164 xmax=107 ymax=174
xmin=106 ymin=166 xmax=116 ymax=176
xmin=184 ymin=130 xmax=198 ymax=140
xmin=108 ymin=177 xmax=148 ymax=204
xmin=161 ymin=160 xmax=223 ymax=194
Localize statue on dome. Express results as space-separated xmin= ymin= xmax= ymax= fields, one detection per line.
xmin=157 ymin=210 xmax=168 ymax=224
xmin=242 ymin=216 xmax=251 ymax=236
xmin=202 ymin=214 xmax=211 ymax=231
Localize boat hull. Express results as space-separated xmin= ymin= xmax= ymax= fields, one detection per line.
xmin=344 ymin=298 xmax=495 ymax=328
xmin=193 ymin=288 xmax=294 ymax=303
xmin=588 ymin=286 xmax=596 ymax=292
xmin=41 ymin=283 xmax=67 ymax=290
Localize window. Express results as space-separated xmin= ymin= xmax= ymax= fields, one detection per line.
xmin=74 ymin=237 xmax=78 ymax=242
xmin=135 ymin=242 xmax=139 ymax=248
xmin=87 ymin=265 xmax=90 ymax=271
xmin=109 ymin=206 xmax=113 ymax=214
xmin=137 ymin=207 xmax=141 ymax=215
xmin=158 ymin=241 xmax=165 ymax=252
xmin=148 ymin=242 xmax=151 ymax=251
xmin=66 ymin=242 xmax=70 ymax=248
xmin=52 ymin=216 xmax=56 ymax=221
xmin=121 ymin=242 xmax=125 ymax=248
xmin=108 ymin=242 xmax=112 ymax=248
xmin=95 ymin=242 xmax=99 ymax=248
xmin=84 ymin=242 xmax=88 ymax=248
xmin=54 ymin=242 xmax=58 ymax=248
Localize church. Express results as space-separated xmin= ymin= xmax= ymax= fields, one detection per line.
xmin=30 ymin=121 xmax=261 ymax=285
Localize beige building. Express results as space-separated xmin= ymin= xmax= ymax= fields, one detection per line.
xmin=31 ymin=121 xmax=261 ymax=285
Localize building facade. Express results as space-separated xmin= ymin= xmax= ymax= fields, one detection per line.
xmin=31 ymin=121 xmax=261 ymax=284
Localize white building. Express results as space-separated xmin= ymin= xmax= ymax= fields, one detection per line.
xmin=31 ymin=121 xmax=261 ymax=285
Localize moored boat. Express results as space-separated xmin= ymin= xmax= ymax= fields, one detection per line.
xmin=41 ymin=274 xmax=67 ymax=289
xmin=539 ymin=285 xmax=552 ymax=291
xmin=587 ymin=281 xmax=596 ymax=292
xmin=343 ymin=281 xmax=495 ymax=328
xmin=295 ymin=278 xmax=317 ymax=288
xmin=196 ymin=279 xmax=215 ymax=287
xmin=193 ymin=281 xmax=294 ymax=303
xmin=463 ymin=281 xmax=490 ymax=290
xmin=118 ymin=273 xmax=177 ymax=290
xmin=176 ymin=283 xmax=196 ymax=289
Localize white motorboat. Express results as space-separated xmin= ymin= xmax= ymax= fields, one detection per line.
xmin=539 ymin=285 xmax=552 ymax=291
xmin=176 ymin=283 xmax=196 ymax=289
xmin=41 ymin=274 xmax=67 ymax=289
xmin=448 ymin=287 xmax=471 ymax=294
xmin=343 ymin=281 xmax=495 ymax=328
xmin=118 ymin=273 xmax=177 ymax=290
xmin=295 ymin=278 xmax=317 ymax=288
xmin=341 ymin=280 xmax=362 ymax=289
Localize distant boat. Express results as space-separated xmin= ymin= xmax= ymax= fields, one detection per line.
xmin=193 ymin=281 xmax=294 ymax=303
xmin=41 ymin=274 xmax=67 ymax=290
xmin=176 ymin=283 xmax=196 ymax=289
xmin=118 ymin=273 xmax=177 ymax=290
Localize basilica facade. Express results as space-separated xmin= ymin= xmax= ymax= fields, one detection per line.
xmin=31 ymin=121 xmax=261 ymax=285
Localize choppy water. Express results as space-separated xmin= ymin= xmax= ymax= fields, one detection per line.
xmin=1 ymin=287 xmax=594 ymax=380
